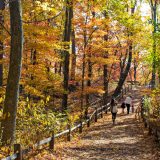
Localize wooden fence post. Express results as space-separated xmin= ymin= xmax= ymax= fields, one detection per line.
xmin=144 ymin=119 xmax=147 ymax=128
xmin=49 ymin=132 xmax=55 ymax=150
xmin=101 ymin=105 xmax=103 ymax=118
xmin=95 ymin=108 xmax=98 ymax=122
xmin=105 ymin=104 xmax=108 ymax=114
xmin=87 ymin=118 xmax=90 ymax=127
xmin=67 ymin=124 xmax=71 ymax=141
xmin=14 ymin=144 xmax=22 ymax=160
xmin=155 ymin=129 xmax=159 ymax=142
xmin=79 ymin=118 xmax=83 ymax=133
xmin=148 ymin=125 xmax=152 ymax=135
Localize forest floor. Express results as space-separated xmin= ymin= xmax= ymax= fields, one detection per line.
xmin=31 ymin=86 xmax=160 ymax=160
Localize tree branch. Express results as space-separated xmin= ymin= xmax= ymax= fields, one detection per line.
xmin=0 ymin=22 xmax=11 ymax=36
xmin=22 ymin=8 xmax=64 ymax=24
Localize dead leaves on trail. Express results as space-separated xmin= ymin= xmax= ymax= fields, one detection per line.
xmin=29 ymin=87 xmax=160 ymax=160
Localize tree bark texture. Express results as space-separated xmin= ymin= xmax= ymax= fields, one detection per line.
xmin=0 ymin=0 xmax=5 ymax=86
xmin=62 ymin=0 xmax=72 ymax=111
xmin=1 ymin=0 xmax=23 ymax=145
xmin=113 ymin=45 xmax=132 ymax=97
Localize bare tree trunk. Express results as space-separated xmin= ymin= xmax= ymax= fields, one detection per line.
xmin=1 ymin=0 xmax=23 ymax=145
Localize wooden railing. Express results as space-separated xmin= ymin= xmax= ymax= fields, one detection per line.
xmin=141 ymin=98 xmax=160 ymax=144
xmin=2 ymin=84 xmax=132 ymax=160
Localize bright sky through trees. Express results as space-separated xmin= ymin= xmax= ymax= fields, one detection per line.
xmin=140 ymin=3 xmax=150 ymax=17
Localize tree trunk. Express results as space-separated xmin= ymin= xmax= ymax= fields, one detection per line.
xmin=103 ymin=50 xmax=109 ymax=105
xmin=54 ymin=62 xmax=57 ymax=74
xmin=151 ymin=6 xmax=156 ymax=88
xmin=113 ymin=2 xmax=136 ymax=97
xmin=113 ymin=45 xmax=132 ymax=97
xmin=134 ymin=58 xmax=137 ymax=83
xmin=85 ymin=50 xmax=92 ymax=118
xmin=129 ymin=70 xmax=133 ymax=83
xmin=103 ymin=63 xmax=108 ymax=104
xmin=158 ymin=68 xmax=160 ymax=85
xmin=80 ymin=31 xmax=87 ymax=112
xmin=58 ymin=62 xmax=62 ymax=75
xmin=61 ymin=0 xmax=72 ymax=111
xmin=81 ymin=47 xmax=86 ymax=111
xmin=0 ymin=0 xmax=5 ymax=87
xmin=150 ymin=2 xmax=157 ymax=88
xmin=103 ymin=32 xmax=109 ymax=104
xmin=70 ymin=29 xmax=76 ymax=80
xmin=31 ymin=49 xmax=37 ymax=65
xmin=103 ymin=11 xmax=109 ymax=104
xmin=0 ymin=41 xmax=3 ymax=86
xmin=1 ymin=0 xmax=23 ymax=145
xmin=30 ymin=49 xmax=37 ymax=80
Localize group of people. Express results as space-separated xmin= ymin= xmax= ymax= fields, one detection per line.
xmin=110 ymin=95 xmax=133 ymax=125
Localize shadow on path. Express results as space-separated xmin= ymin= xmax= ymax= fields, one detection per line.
xmin=57 ymin=86 xmax=160 ymax=160
xmin=33 ymin=86 xmax=160 ymax=160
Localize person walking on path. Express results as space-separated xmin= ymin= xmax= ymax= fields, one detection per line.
xmin=125 ymin=95 xmax=132 ymax=114
xmin=110 ymin=98 xmax=118 ymax=124
xmin=121 ymin=101 xmax=126 ymax=114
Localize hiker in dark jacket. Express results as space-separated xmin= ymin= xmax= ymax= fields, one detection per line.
xmin=121 ymin=101 xmax=126 ymax=114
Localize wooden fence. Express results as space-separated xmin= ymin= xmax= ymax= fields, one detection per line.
xmin=141 ymin=98 xmax=160 ymax=144
xmin=2 ymin=84 xmax=132 ymax=160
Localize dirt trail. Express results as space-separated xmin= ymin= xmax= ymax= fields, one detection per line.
xmin=32 ymin=86 xmax=160 ymax=160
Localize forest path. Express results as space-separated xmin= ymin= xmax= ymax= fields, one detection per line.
xmin=32 ymin=86 xmax=160 ymax=160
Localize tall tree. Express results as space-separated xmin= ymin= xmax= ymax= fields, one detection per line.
xmin=113 ymin=0 xmax=136 ymax=97
xmin=103 ymin=10 xmax=109 ymax=104
xmin=62 ymin=0 xmax=72 ymax=111
xmin=70 ymin=28 xmax=76 ymax=81
xmin=1 ymin=0 xmax=23 ymax=145
xmin=0 ymin=0 xmax=5 ymax=86
xmin=150 ymin=0 xmax=158 ymax=88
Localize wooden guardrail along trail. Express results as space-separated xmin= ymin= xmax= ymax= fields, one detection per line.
xmin=141 ymin=98 xmax=160 ymax=144
xmin=2 ymin=84 xmax=133 ymax=160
